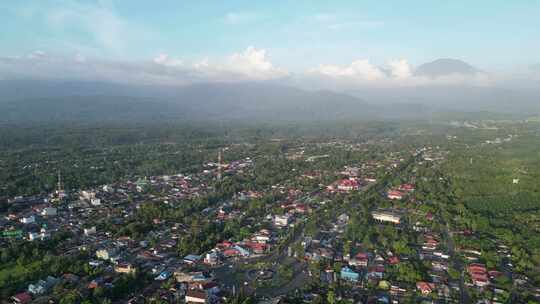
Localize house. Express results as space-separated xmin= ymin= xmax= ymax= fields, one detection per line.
xmin=185 ymin=289 xmax=208 ymax=303
xmin=252 ymin=230 xmax=271 ymax=243
xmin=41 ymin=207 xmax=57 ymax=216
xmin=321 ymin=268 xmax=335 ymax=283
xmin=371 ymin=210 xmax=401 ymax=224
xmin=367 ymin=265 xmax=385 ymax=280
xmin=468 ymin=263 xmax=489 ymax=287
xmin=233 ymin=245 xmax=251 ymax=257
xmin=388 ymin=256 xmax=400 ymax=265
xmin=190 ymin=282 xmax=220 ymax=295
xmin=20 ymin=216 xmax=35 ymax=224
xmin=28 ymin=232 xmax=40 ymax=241
xmin=416 ymin=281 xmax=436 ymax=295
xmin=387 ymin=190 xmax=405 ymax=200
xmin=222 ymin=248 xmax=241 ymax=257
xmin=203 ymin=251 xmax=221 ymax=266
xmin=155 ymin=271 xmax=171 ymax=281
xmin=398 ymin=183 xmax=415 ymax=192
xmin=337 ymin=179 xmax=361 ymax=191
xmin=274 ymin=214 xmax=291 ymax=227
xmin=90 ymin=198 xmax=102 ymax=206
xmin=245 ymin=242 xmax=268 ymax=254
xmin=390 ymin=283 xmax=408 ymax=296
xmin=175 ymin=271 xmax=210 ymax=283
xmin=84 ymin=226 xmax=96 ymax=236
xmin=115 ymin=262 xmax=137 ymax=274
xmin=96 ymin=248 xmax=118 ymax=261
xmin=340 ymin=266 xmax=360 ymax=282
xmin=183 ymin=254 xmax=202 ymax=264
xmin=12 ymin=292 xmax=32 ymax=304
xmin=28 ymin=276 xmax=59 ymax=295
xmin=349 ymin=252 xmax=369 ymax=267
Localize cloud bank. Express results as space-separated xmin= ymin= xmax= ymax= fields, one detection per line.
xmin=1 ymin=47 xmax=537 ymax=90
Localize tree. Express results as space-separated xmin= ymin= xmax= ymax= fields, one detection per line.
xmin=327 ymin=290 xmax=336 ymax=304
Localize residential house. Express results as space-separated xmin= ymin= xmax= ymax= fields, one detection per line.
xmin=185 ymin=289 xmax=208 ymax=303
xmin=340 ymin=267 xmax=360 ymax=282
xmin=417 ymin=281 xmax=436 ymax=295
xmin=274 ymin=214 xmax=291 ymax=227
xmin=115 ymin=262 xmax=137 ymax=274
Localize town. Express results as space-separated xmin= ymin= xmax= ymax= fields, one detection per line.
xmin=1 ymin=121 xmax=538 ymax=304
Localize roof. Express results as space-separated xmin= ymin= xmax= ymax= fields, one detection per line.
xmin=12 ymin=292 xmax=32 ymax=304
xmin=186 ymin=289 xmax=207 ymax=299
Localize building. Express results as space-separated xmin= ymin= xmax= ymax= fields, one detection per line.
xmin=175 ymin=271 xmax=209 ymax=283
xmin=416 ymin=281 xmax=436 ymax=295
xmin=96 ymin=248 xmax=118 ymax=261
xmin=185 ymin=289 xmax=208 ymax=303
xmin=340 ymin=266 xmax=360 ymax=282
xmin=349 ymin=252 xmax=369 ymax=267
xmin=20 ymin=216 xmax=35 ymax=224
xmin=274 ymin=214 xmax=291 ymax=227
xmin=183 ymin=254 xmax=202 ymax=264
xmin=337 ymin=179 xmax=361 ymax=191
xmin=387 ymin=190 xmax=405 ymax=200
xmin=468 ymin=263 xmax=489 ymax=287
xmin=203 ymin=251 xmax=220 ymax=266
xmin=90 ymin=198 xmax=101 ymax=206
xmin=27 ymin=276 xmax=59 ymax=295
xmin=371 ymin=210 xmax=401 ymax=224
xmin=114 ymin=263 xmax=137 ymax=274
xmin=41 ymin=207 xmax=57 ymax=216
xmin=12 ymin=292 xmax=32 ymax=304
xmin=84 ymin=226 xmax=97 ymax=236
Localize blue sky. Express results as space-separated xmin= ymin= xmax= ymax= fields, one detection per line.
xmin=1 ymin=1 xmax=539 ymax=87
xmin=2 ymin=1 xmax=540 ymax=68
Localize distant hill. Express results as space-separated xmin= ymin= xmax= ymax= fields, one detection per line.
xmin=0 ymin=80 xmax=426 ymax=123
xmin=2 ymin=79 xmax=535 ymax=124
xmin=415 ymin=58 xmax=479 ymax=78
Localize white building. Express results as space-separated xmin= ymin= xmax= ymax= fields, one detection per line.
xmin=371 ymin=211 xmax=401 ymax=224
xmin=41 ymin=207 xmax=57 ymax=216
xmin=84 ymin=226 xmax=97 ymax=236
xmin=274 ymin=214 xmax=291 ymax=227
xmin=90 ymin=198 xmax=101 ymax=206
xmin=20 ymin=215 xmax=35 ymax=224
xmin=96 ymin=248 xmax=118 ymax=261
xmin=80 ymin=190 xmax=96 ymax=200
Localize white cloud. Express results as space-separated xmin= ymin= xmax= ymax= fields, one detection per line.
xmin=306 ymin=58 xmax=497 ymax=88
xmin=28 ymin=50 xmax=46 ymax=59
xmin=310 ymin=59 xmax=384 ymax=81
xmin=0 ymin=47 xmax=288 ymax=85
xmin=388 ymin=59 xmax=412 ymax=79
xmin=153 ymin=54 xmax=183 ymax=67
xmin=221 ymin=46 xmax=288 ymax=80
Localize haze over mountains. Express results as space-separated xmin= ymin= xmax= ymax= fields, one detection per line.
xmin=0 ymin=58 xmax=539 ymax=123
xmin=414 ymin=58 xmax=479 ymax=78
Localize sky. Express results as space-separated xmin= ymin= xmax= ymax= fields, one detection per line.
xmin=1 ymin=0 xmax=539 ymax=88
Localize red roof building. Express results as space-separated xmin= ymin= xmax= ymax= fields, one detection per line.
xmin=387 ymin=190 xmax=405 ymax=200
xmin=12 ymin=293 xmax=32 ymax=304
xmin=416 ymin=282 xmax=436 ymax=295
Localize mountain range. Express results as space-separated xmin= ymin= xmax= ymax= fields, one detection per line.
xmin=0 ymin=58 xmax=538 ymax=124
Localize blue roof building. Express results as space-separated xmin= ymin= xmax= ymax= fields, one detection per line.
xmin=340 ymin=266 xmax=360 ymax=282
